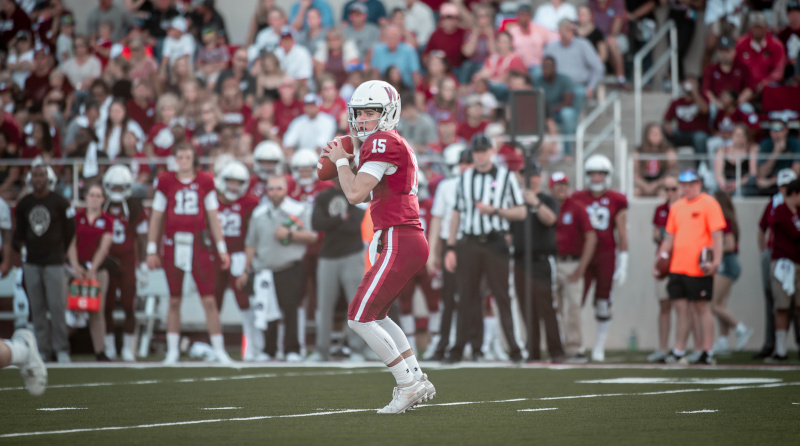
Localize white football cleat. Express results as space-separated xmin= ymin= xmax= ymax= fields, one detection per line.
xmin=163 ymin=350 xmax=180 ymax=365
xmin=104 ymin=335 xmax=118 ymax=360
xmin=420 ymin=374 xmax=436 ymax=402
xmin=285 ymin=352 xmax=303 ymax=363
xmin=646 ymin=350 xmax=667 ymax=363
xmin=121 ymin=347 xmax=136 ymax=362
xmin=377 ymin=381 xmax=427 ymax=414
xmin=591 ymin=346 xmax=605 ymax=362
xmin=215 ymin=349 xmax=233 ymax=365
xmin=13 ymin=329 xmax=47 ymax=396
xmin=735 ymin=326 xmax=754 ymax=351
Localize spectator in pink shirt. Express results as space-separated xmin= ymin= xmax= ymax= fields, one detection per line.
xmin=474 ymin=31 xmax=528 ymax=102
xmin=506 ymin=4 xmax=558 ymax=81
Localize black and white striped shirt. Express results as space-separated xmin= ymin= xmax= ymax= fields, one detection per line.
xmin=455 ymin=165 xmax=524 ymax=236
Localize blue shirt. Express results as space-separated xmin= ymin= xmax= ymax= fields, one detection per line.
xmin=758 ymin=136 xmax=800 ymax=176
xmin=342 ymin=0 xmax=387 ymax=25
xmin=288 ymin=0 xmax=335 ymax=30
xmin=370 ymin=42 xmax=420 ymax=88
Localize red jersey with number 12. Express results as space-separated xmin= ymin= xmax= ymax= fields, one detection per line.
xmin=217 ymin=193 xmax=259 ymax=253
xmin=156 ymin=170 xmax=217 ymax=237
xmin=571 ymin=189 xmax=628 ymax=251
xmin=358 ymin=130 xmax=422 ymax=232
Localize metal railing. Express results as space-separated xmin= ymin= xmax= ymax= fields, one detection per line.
xmin=575 ymin=91 xmax=624 ymax=191
xmin=633 ymin=20 xmax=679 ymax=147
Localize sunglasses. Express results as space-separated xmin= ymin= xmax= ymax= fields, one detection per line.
xmin=665 ymin=187 xmax=678 ymax=192
xmin=770 ymin=124 xmax=786 ymax=132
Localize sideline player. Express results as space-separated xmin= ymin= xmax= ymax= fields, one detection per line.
xmin=214 ymin=161 xmax=261 ymax=360
xmin=321 ymin=80 xmax=433 ymax=414
xmin=146 ymin=143 xmax=233 ymax=364
xmin=571 ymin=155 xmax=628 ymax=362
xmin=103 ymin=165 xmax=148 ymax=361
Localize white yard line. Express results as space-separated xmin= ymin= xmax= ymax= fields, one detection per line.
xmin=36 ymin=408 xmax=88 ymax=411
xmin=678 ymin=410 xmax=718 ymax=414
xmin=201 ymin=407 xmax=242 ymax=410
xmin=518 ymin=408 xmax=558 ymax=412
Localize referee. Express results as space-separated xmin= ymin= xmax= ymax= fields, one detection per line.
xmin=510 ymin=159 xmax=565 ymax=362
xmin=444 ymin=133 xmax=527 ymax=363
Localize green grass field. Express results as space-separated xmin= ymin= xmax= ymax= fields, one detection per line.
xmin=2 ymin=355 xmax=800 ymax=445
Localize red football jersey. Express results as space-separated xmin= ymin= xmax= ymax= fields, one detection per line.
xmin=555 ymin=196 xmax=594 ymax=257
xmin=155 ymin=170 xmax=217 ymax=237
xmin=105 ymin=199 xmax=148 ymax=259
xmin=289 ymin=179 xmax=334 ymax=204
xmin=418 ymin=197 xmax=433 ymax=237
xmin=217 ymin=193 xmax=259 ymax=253
xmin=652 ymin=201 xmax=670 ymax=229
xmin=75 ymin=209 xmax=113 ymax=264
xmin=571 ymin=189 xmax=628 ymax=252
xmin=358 ymin=130 xmax=422 ymax=232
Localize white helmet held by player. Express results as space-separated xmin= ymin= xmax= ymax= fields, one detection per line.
xmin=253 ymin=140 xmax=284 ymax=180
xmin=216 ymin=160 xmax=250 ymax=202
xmin=348 ymin=80 xmax=401 ymax=141
xmin=103 ymin=164 xmax=134 ymax=202
xmin=584 ymin=154 xmax=614 ymax=192
xmin=443 ymin=142 xmax=467 ymax=177
xmin=291 ymin=149 xmax=319 ymax=186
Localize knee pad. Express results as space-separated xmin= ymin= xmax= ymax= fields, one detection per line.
xmin=595 ymin=300 xmax=611 ymax=321
xmin=348 ymin=319 xmax=400 ymax=365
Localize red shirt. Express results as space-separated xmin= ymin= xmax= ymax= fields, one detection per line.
xmin=664 ymin=97 xmax=710 ymax=133
xmin=571 ymin=189 xmax=628 ymax=252
xmin=0 ymin=112 xmax=21 ymax=146
xmin=0 ymin=7 xmax=32 ymax=45
xmin=289 ymin=179 xmax=334 ymax=204
xmin=24 ymin=71 xmax=53 ymax=105
xmin=221 ymin=103 xmax=252 ymax=128
xmin=556 ymin=196 xmax=594 ymax=257
xmin=105 ymin=199 xmax=148 ymax=259
xmin=702 ymin=61 xmax=754 ymax=98
xmin=456 ymin=120 xmax=488 ymax=144
xmin=217 ymin=193 xmax=259 ymax=253
xmin=424 ymin=27 xmax=467 ymax=68
xmin=735 ymin=34 xmax=786 ymax=87
xmin=21 ymin=144 xmax=62 ymax=160
xmin=126 ymin=99 xmax=157 ymax=134
xmin=94 ymin=39 xmax=113 ymax=69
xmin=769 ymin=202 xmax=800 ymax=263
xmin=146 ymin=123 xmax=192 ymax=158
xmin=155 ymin=170 xmax=217 ymax=238
xmin=653 ymin=201 xmax=670 ymax=229
xmin=75 ymin=209 xmax=113 ymax=264
xmin=358 ymin=130 xmax=422 ymax=232
xmin=319 ymin=97 xmax=347 ymax=123
xmin=759 ymin=196 xmax=778 ymax=249
xmin=273 ymin=99 xmax=303 ymax=136
xmin=419 ymin=197 xmax=434 ymax=237
xmin=723 ymin=217 xmax=738 ymax=253
xmin=712 ymin=108 xmax=759 ymax=136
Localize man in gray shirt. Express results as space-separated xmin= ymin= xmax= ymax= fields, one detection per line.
xmin=544 ymin=19 xmax=604 ymax=114
xmin=239 ymin=175 xmax=317 ymax=362
xmin=341 ymin=3 xmax=380 ymax=63
xmin=86 ymin=0 xmax=135 ymax=43
xmin=532 ymin=56 xmax=577 ymax=155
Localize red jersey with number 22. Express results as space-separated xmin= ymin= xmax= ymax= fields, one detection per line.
xmin=156 ymin=170 xmax=217 ymax=237
xmin=359 ymin=130 xmax=422 ymax=232
xmin=217 ymin=193 xmax=259 ymax=253
xmin=571 ymin=189 xmax=628 ymax=252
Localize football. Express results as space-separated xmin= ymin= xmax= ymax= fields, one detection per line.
xmin=655 ymin=251 xmax=670 ymax=279
xmin=317 ymin=135 xmax=355 ymax=181
xmin=699 ymin=246 xmax=714 ymax=268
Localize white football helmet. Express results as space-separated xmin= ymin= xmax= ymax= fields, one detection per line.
xmin=216 ymin=160 xmax=251 ymax=202
xmin=443 ymin=142 xmax=467 ymax=177
xmin=253 ymin=140 xmax=285 ymax=180
xmin=291 ymin=149 xmax=319 ymax=186
xmin=584 ymin=154 xmax=614 ymax=192
xmin=348 ymin=80 xmax=401 ymax=141
xmin=25 ymin=165 xmax=58 ymax=191
xmin=103 ymin=165 xmax=133 ymax=202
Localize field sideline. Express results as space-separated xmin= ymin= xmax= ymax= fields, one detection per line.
xmin=2 ymin=358 xmax=800 ymax=445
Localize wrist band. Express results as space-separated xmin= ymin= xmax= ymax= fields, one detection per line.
xmin=216 ymin=241 xmax=228 ymax=254
xmin=146 ymin=242 xmax=157 ymax=256
xmin=335 ymin=158 xmax=350 ymax=168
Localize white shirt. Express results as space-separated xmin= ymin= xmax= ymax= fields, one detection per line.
xmin=431 ymin=176 xmax=459 ymax=239
xmin=249 ymin=28 xmax=281 ymax=63
xmin=162 ymin=34 xmax=196 ymax=66
xmin=534 ymin=2 xmax=578 ymax=32
xmin=405 ymin=1 xmax=436 ymax=46
xmin=274 ymin=43 xmax=313 ymax=80
xmin=60 ymin=55 xmax=102 ymax=90
xmin=95 ymin=120 xmax=145 ymax=159
xmin=7 ymin=49 xmax=34 ymax=88
xmin=0 ymin=197 xmax=11 ymax=248
xmin=282 ymin=112 xmax=337 ymax=151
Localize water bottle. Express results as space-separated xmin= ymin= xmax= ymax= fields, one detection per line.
xmin=69 ymin=280 xmax=81 ymax=299
xmin=88 ymin=278 xmax=100 ymax=300
xmin=628 ymin=329 xmax=638 ymax=352
xmin=81 ymin=279 xmax=90 ymax=300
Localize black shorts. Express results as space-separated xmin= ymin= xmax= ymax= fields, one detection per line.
xmin=667 ymin=273 xmax=713 ymax=302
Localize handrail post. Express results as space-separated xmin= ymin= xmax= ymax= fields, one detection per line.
xmin=670 ymin=23 xmax=679 ymax=98
xmin=71 ymin=166 xmax=79 ymax=207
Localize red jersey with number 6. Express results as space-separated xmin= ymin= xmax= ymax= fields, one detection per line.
xmin=358 ymin=130 xmax=422 ymax=232
xmin=155 ymin=170 xmax=217 ymax=237
xmin=217 ymin=193 xmax=259 ymax=253
xmin=105 ymin=199 xmax=148 ymax=259
xmin=571 ymin=189 xmax=628 ymax=252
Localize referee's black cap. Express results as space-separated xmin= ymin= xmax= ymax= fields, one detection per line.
xmin=458 ymin=149 xmax=473 ymax=164
xmin=469 ymin=133 xmax=493 ymax=152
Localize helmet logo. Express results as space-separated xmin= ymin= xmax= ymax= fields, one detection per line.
xmin=383 ymin=87 xmax=396 ymax=102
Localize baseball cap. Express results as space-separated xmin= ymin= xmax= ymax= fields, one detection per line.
xmin=470 ymin=133 xmax=493 ymax=151
xmin=749 ymin=11 xmax=767 ymax=28
xmin=303 ymin=93 xmax=321 ymax=106
xmin=170 ymin=16 xmax=188 ymax=33
xmin=549 ymin=171 xmax=569 ymax=188
xmin=279 ymin=25 xmax=294 ymax=38
xmin=770 ymin=120 xmax=787 ymax=132
xmin=349 ymin=3 xmax=368 ymax=15
xmin=517 ymin=4 xmax=533 ymax=14
xmin=33 ymin=43 xmax=50 ymax=56
xmin=678 ymin=168 xmax=700 ymax=183
xmin=440 ymin=3 xmax=459 ymax=18
xmin=777 ymin=168 xmax=798 ymax=186
xmin=789 ymin=0 xmax=800 ymax=12
xmin=718 ymin=35 xmax=735 ymax=50
xmin=60 ymin=14 xmax=74 ymax=26
xmin=15 ymin=30 xmax=31 ymax=41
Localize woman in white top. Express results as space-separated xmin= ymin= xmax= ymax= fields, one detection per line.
xmin=59 ymin=35 xmax=102 ymax=91
xmin=95 ymin=99 xmax=145 ymax=160
xmin=7 ymin=32 xmax=35 ymax=88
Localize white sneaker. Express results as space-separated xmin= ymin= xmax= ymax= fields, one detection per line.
xmin=56 ymin=351 xmax=71 ymax=363
xmin=686 ymin=350 xmax=703 ymax=364
xmin=215 ymin=349 xmax=233 ymax=364
xmin=104 ymin=336 xmax=117 ymax=361
xmin=713 ymin=337 xmax=731 ymax=355
xmin=255 ymin=352 xmax=272 ymax=362
xmin=591 ymin=346 xmax=605 ymax=362
xmin=285 ymin=352 xmax=303 ymax=362
xmin=420 ymin=374 xmax=436 ymax=402
xmin=305 ymin=351 xmax=326 ymax=362
xmin=120 ymin=347 xmax=136 ymax=362
xmin=647 ymin=350 xmax=667 ymax=362
xmin=376 ymin=381 xmax=427 ymax=414
xmin=422 ymin=335 xmax=441 ymax=360
xmin=13 ymin=329 xmax=47 ymax=396
xmin=735 ymin=326 xmax=754 ymax=351
xmin=163 ymin=350 xmax=179 ymax=365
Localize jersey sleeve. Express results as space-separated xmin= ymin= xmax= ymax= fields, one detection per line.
xmin=575 ymin=204 xmax=594 ymax=233
xmin=615 ymin=191 xmax=629 ymax=210
xmin=102 ymin=214 xmax=113 ymax=234
xmin=758 ymin=202 xmax=772 ymax=232
xmin=152 ymin=190 xmax=168 ymax=212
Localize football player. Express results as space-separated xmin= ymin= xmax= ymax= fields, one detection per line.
xmin=570 ymin=154 xmax=628 ymax=362
xmin=322 ymin=80 xmax=434 ymax=414
xmin=0 ymin=329 xmax=46 ymax=396
xmin=146 ymin=143 xmax=233 ymax=364
xmin=102 ymin=165 xmax=148 ymax=362
xmin=214 ymin=160 xmax=261 ymax=360
xmin=249 ymin=140 xmax=296 ymax=199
